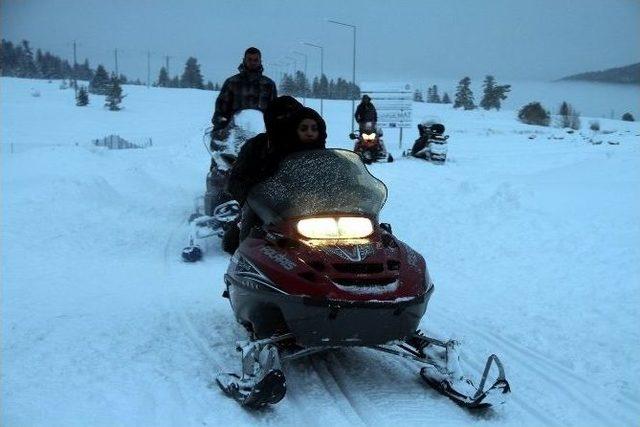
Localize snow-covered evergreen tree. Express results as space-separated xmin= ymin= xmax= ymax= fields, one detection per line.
xmin=76 ymin=86 xmax=89 ymax=106
xmin=413 ymin=89 xmax=423 ymax=102
xmin=294 ymin=70 xmax=310 ymax=97
xmin=16 ymin=40 xmax=38 ymax=77
xmin=442 ymin=92 xmax=451 ymax=104
xmin=279 ymin=73 xmax=295 ymax=95
xmin=180 ymin=57 xmax=204 ymax=89
xmin=557 ymin=101 xmax=580 ymax=129
xmin=480 ymin=75 xmax=511 ymax=110
xmin=427 ymin=85 xmax=441 ymax=103
xmin=105 ymin=75 xmax=124 ymax=111
xmin=453 ymin=77 xmax=476 ymax=110
xmin=90 ymin=65 xmax=110 ymax=95
xmin=157 ymin=66 xmax=170 ymax=87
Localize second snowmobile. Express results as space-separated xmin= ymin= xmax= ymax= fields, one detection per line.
xmin=215 ymin=148 xmax=510 ymax=410
xmin=182 ymin=110 xmax=265 ymax=262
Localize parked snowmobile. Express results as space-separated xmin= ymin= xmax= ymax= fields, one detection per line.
xmin=216 ymin=149 xmax=510 ymax=409
xmin=181 ymin=110 xmax=265 ymax=262
xmin=350 ymin=122 xmax=393 ymax=164
xmin=404 ymin=121 xmax=449 ymax=164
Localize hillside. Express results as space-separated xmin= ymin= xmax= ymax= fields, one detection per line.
xmin=558 ymin=62 xmax=640 ymax=84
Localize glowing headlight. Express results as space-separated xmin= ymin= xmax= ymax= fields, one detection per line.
xmin=362 ymin=133 xmax=377 ymax=141
xmin=297 ymin=217 xmax=374 ymax=239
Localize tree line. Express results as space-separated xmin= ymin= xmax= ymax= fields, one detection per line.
xmin=1 ymin=39 xmax=219 ymax=90
xmin=278 ymin=71 xmax=360 ymax=100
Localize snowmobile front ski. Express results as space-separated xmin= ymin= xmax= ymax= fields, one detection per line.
xmin=216 ymin=335 xmax=288 ymax=409
xmin=372 ymin=332 xmax=510 ymax=409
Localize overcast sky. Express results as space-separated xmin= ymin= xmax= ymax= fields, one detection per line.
xmin=2 ymin=0 xmax=639 ymax=85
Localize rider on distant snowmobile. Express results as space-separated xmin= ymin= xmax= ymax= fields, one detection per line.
xmin=223 ymin=99 xmax=327 ymax=252
xmin=354 ymin=94 xmax=377 ymax=131
xmin=211 ymin=47 xmax=277 ymax=143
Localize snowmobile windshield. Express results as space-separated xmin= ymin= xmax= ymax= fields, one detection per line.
xmin=247 ymin=149 xmax=387 ymax=224
xmin=228 ymin=109 xmax=265 ymax=150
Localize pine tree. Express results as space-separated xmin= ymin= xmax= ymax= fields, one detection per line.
xmin=279 ymin=73 xmax=296 ymax=95
xmin=622 ymin=112 xmax=635 ymax=121
xmin=328 ymin=79 xmax=336 ymax=99
xmin=413 ymin=89 xmax=423 ymax=102
xmin=157 ymin=66 xmax=170 ymax=87
xmin=16 ymin=40 xmax=38 ymax=77
xmin=214 ymin=82 xmax=221 ymax=91
xmin=453 ymin=77 xmax=476 ymax=110
xmin=90 ymin=65 xmax=110 ymax=95
xmin=319 ymin=74 xmax=329 ymax=98
xmin=480 ymin=75 xmax=510 ymax=110
xmin=105 ymin=75 xmax=124 ymax=111
xmin=558 ymin=101 xmax=571 ymax=128
xmin=480 ymin=75 xmax=496 ymax=110
xmin=170 ymin=76 xmax=180 ymax=88
xmin=76 ymin=85 xmax=89 ymax=106
xmin=180 ymin=57 xmax=204 ymax=89
xmin=205 ymin=81 xmax=214 ymax=90
xmin=293 ymin=70 xmax=310 ymax=97
xmin=442 ymin=92 xmax=451 ymax=104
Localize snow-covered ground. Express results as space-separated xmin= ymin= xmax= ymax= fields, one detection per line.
xmin=2 ymin=77 xmax=639 ymax=426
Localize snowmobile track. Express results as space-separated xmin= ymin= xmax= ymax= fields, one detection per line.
xmin=436 ymin=309 xmax=637 ymax=425
xmin=309 ymin=355 xmax=368 ymax=426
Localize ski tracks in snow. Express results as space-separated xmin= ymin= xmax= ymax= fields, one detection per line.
xmin=433 ymin=309 xmax=639 ymax=426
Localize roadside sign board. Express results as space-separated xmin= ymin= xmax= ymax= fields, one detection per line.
xmin=360 ymin=82 xmax=413 ymax=129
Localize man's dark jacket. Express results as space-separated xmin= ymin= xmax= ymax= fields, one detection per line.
xmin=212 ymin=64 xmax=277 ymax=126
xmin=355 ymin=101 xmax=378 ymax=124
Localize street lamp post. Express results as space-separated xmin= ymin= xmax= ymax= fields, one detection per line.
xmin=292 ymin=51 xmax=308 ymax=106
xmin=303 ymin=42 xmax=324 ymax=116
xmin=328 ymin=19 xmax=357 ymax=132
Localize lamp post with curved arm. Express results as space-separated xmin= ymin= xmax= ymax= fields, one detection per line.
xmin=328 ymin=19 xmax=357 ymax=132
xmin=302 ymin=42 xmax=324 ymax=116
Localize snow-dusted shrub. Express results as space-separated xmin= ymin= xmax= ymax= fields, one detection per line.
xmin=518 ymin=102 xmax=550 ymax=126
xmin=622 ymin=112 xmax=635 ymax=121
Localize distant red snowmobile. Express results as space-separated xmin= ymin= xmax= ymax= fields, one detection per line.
xmin=351 ymin=122 xmax=393 ymax=164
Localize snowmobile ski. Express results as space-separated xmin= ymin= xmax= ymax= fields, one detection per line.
xmin=215 ymin=337 xmax=287 ymax=409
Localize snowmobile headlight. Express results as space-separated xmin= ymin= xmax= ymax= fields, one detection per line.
xmin=362 ymin=133 xmax=377 ymax=141
xmin=297 ymin=217 xmax=374 ymax=239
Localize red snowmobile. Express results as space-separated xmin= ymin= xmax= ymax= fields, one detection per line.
xmin=350 ymin=122 xmax=393 ymax=164
xmin=216 ymin=149 xmax=510 ymax=410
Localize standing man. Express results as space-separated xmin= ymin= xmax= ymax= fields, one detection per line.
xmin=211 ymin=47 xmax=278 ymax=140
xmin=354 ymin=94 xmax=377 ymax=131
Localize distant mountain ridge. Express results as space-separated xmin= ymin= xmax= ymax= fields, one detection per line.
xmin=558 ymin=63 xmax=640 ymax=84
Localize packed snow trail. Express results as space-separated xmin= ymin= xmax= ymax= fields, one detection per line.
xmin=2 ymin=78 xmax=639 ymax=426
